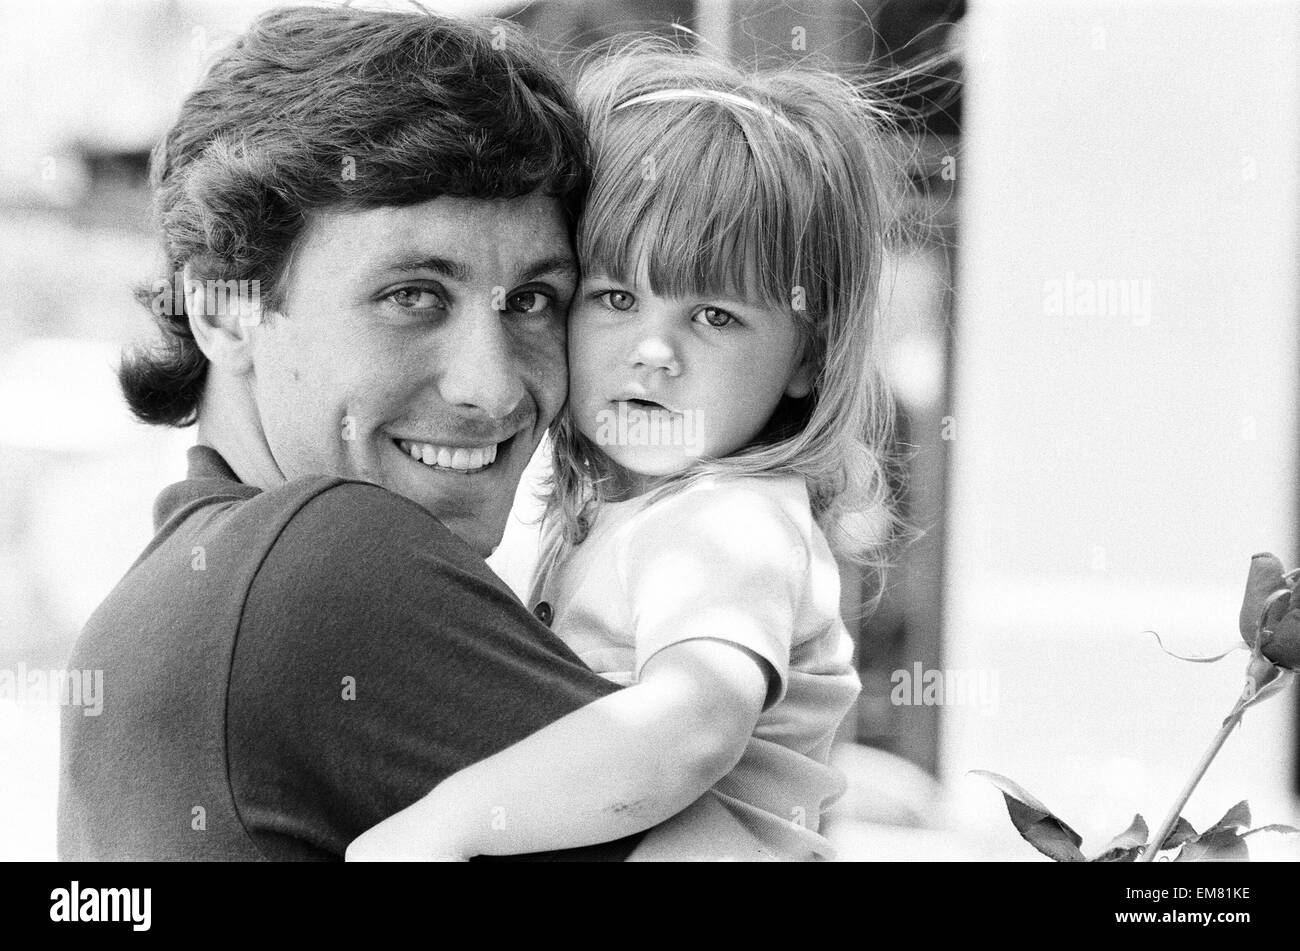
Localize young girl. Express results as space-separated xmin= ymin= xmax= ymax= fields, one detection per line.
xmin=348 ymin=43 xmax=904 ymax=862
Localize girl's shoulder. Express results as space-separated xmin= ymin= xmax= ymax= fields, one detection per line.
xmin=627 ymin=471 xmax=815 ymax=548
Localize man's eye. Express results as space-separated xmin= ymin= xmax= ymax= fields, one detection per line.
xmin=694 ymin=306 xmax=737 ymax=328
xmin=506 ymin=290 xmax=553 ymax=315
xmin=599 ymin=290 xmax=636 ymax=311
xmin=387 ymin=286 xmax=445 ymax=311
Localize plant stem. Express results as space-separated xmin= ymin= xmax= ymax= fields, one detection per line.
xmin=1139 ymin=695 xmax=1248 ymax=862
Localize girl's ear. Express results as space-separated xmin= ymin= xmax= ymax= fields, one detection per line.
xmin=784 ymin=352 xmax=816 ymax=400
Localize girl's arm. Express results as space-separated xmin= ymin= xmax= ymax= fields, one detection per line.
xmin=345 ymin=638 xmax=769 ymax=861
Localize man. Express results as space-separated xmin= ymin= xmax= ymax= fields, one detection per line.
xmin=59 ymin=5 xmax=758 ymax=861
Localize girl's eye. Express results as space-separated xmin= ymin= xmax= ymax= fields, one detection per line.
xmin=600 ymin=290 xmax=636 ymax=311
xmin=506 ymin=290 xmax=553 ymax=315
xmin=694 ymin=306 xmax=737 ymax=328
xmin=387 ymin=286 xmax=445 ymax=311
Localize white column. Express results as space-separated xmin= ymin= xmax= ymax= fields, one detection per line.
xmin=946 ymin=0 xmax=1300 ymax=855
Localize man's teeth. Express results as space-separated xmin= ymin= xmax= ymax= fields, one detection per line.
xmin=398 ymin=440 xmax=498 ymax=471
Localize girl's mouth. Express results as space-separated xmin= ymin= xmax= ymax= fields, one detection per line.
xmin=618 ymin=398 xmax=670 ymax=412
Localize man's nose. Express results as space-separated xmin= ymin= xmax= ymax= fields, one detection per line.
xmin=436 ymin=309 xmax=526 ymax=421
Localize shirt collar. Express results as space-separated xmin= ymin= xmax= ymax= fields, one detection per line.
xmin=152 ymin=443 xmax=261 ymax=531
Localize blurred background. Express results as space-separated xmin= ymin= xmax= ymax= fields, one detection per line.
xmin=1 ymin=0 xmax=1297 ymax=862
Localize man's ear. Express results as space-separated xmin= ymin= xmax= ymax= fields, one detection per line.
xmin=184 ymin=263 xmax=260 ymax=375
xmin=784 ymin=349 xmax=816 ymax=400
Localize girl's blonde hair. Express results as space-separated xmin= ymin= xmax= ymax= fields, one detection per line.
xmin=546 ymin=38 xmax=914 ymax=574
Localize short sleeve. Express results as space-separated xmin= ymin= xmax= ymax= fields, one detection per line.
xmin=620 ymin=478 xmax=810 ymax=708
xmin=228 ymin=481 xmax=642 ymax=861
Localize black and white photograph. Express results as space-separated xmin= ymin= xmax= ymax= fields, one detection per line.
xmin=0 ymin=0 xmax=1297 ymax=927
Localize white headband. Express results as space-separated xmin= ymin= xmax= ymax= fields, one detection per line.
xmin=613 ymin=89 xmax=797 ymax=132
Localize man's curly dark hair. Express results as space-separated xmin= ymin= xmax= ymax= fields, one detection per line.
xmin=121 ymin=5 xmax=588 ymax=426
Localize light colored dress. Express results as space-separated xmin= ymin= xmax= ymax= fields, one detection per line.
xmin=528 ymin=472 xmax=862 ymax=860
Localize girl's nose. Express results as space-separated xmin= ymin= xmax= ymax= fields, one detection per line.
xmin=630 ymin=330 xmax=681 ymax=378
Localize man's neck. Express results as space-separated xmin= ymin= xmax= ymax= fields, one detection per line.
xmin=194 ymin=372 xmax=287 ymax=490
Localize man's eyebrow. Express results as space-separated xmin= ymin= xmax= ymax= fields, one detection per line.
xmin=518 ymin=255 xmax=579 ymax=283
xmin=371 ymin=254 xmax=576 ymax=285
xmin=382 ymin=255 xmax=472 ymax=282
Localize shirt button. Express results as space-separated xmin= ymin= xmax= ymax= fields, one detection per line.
xmin=533 ymin=601 xmax=553 ymax=626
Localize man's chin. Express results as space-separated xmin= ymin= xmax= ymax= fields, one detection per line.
xmin=391 ymin=487 xmax=508 ymax=557
xmin=396 ymin=464 xmax=512 ymax=553
xmin=368 ymin=432 xmax=534 ymax=557
xmin=437 ymin=513 xmax=505 ymax=559
xmin=379 ymin=488 xmax=504 ymax=556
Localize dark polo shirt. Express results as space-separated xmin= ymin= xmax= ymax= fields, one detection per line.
xmin=58 ymin=445 xmax=638 ymax=861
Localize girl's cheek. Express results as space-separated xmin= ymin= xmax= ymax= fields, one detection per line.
xmin=567 ymin=333 xmax=609 ymax=389
xmin=568 ymin=363 xmax=600 ymax=410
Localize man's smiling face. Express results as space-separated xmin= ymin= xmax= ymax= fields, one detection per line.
xmin=249 ymin=192 xmax=575 ymax=556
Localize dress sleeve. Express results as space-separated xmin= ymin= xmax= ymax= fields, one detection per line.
xmin=227 ymin=481 xmax=642 ymax=861
xmin=620 ymin=479 xmax=810 ymax=709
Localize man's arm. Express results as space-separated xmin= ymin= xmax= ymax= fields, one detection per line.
xmin=226 ymin=482 xmax=644 ymax=860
